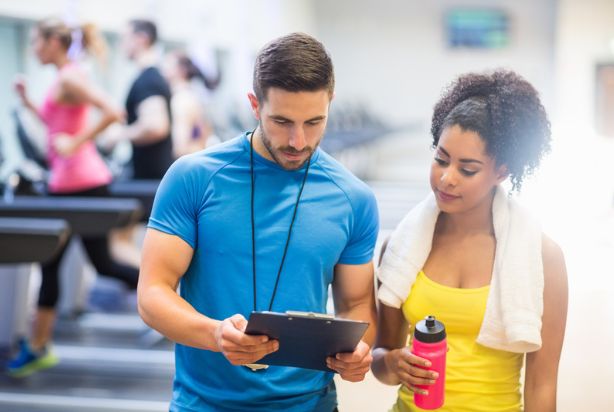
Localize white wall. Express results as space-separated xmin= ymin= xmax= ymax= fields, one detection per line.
xmin=311 ymin=0 xmax=557 ymax=129
xmin=520 ymin=0 xmax=614 ymax=232
xmin=554 ymin=0 xmax=614 ymax=135
xmin=0 ymin=0 xmax=317 ymax=100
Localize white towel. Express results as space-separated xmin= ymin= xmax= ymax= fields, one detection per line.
xmin=377 ymin=186 xmax=544 ymax=353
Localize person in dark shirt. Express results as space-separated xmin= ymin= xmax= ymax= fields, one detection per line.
xmin=103 ymin=19 xmax=174 ymax=270
xmin=107 ymin=19 xmax=173 ymax=179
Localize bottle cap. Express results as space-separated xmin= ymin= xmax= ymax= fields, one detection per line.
xmin=414 ymin=315 xmax=446 ymax=343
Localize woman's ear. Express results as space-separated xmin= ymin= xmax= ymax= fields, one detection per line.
xmin=495 ymin=164 xmax=509 ymax=184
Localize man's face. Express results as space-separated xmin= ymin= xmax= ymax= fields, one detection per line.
xmin=249 ymin=88 xmax=331 ymax=170
xmin=121 ymin=26 xmax=140 ymax=60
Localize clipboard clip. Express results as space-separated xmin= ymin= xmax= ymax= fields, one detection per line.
xmin=285 ymin=311 xmax=335 ymax=320
xmin=245 ymin=363 xmax=269 ymax=372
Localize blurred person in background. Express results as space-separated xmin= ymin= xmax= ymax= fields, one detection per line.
xmin=104 ymin=19 xmax=173 ymax=180
xmin=6 ymin=17 xmax=139 ymax=378
xmin=372 ymin=70 xmax=568 ymax=412
xmin=162 ymin=50 xmax=221 ymax=158
xmin=104 ymin=19 xmax=174 ymax=269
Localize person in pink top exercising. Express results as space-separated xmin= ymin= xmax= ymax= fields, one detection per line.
xmin=7 ymin=18 xmax=139 ymax=377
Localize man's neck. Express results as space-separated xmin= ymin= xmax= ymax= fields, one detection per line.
xmin=135 ymin=48 xmax=158 ymax=69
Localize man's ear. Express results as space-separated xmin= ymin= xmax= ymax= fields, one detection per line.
xmin=247 ymin=92 xmax=261 ymax=120
xmin=496 ymin=164 xmax=509 ymax=184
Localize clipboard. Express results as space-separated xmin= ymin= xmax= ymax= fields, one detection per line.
xmin=245 ymin=311 xmax=369 ymax=372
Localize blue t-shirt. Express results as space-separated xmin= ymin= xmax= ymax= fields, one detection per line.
xmin=148 ymin=133 xmax=379 ymax=412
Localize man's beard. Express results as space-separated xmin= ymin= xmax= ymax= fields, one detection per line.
xmin=259 ymin=122 xmax=318 ymax=170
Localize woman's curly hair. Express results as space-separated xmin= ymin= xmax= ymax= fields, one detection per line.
xmin=431 ymin=70 xmax=551 ymax=191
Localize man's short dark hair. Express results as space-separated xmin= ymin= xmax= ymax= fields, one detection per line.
xmin=253 ymin=32 xmax=334 ymax=102
xmin=129 ymin=19 xmax=158 ymax=45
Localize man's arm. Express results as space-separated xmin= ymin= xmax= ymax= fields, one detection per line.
xmin=138 ymin=228 xmax=278 ymax=363
xmin=326 ymin=261 xmax=377 ymax=382
xmin=332 ymin=262 xmax=377 ymax=345
xmin=138 ymin=228 xmax=218 ymax=349
xmin=524 ymin=235 xmax=568 ymax=412
xmin=122 ymin=96 xmax=170 ymax=145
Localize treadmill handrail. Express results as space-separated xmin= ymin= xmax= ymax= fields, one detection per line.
xmin=0 ymin=196 xmax=142 ymax=236
xmin=0 ymin=217 xmax=69 ymax=236
xmin=0 ymin=217 xmax=69 ymax=263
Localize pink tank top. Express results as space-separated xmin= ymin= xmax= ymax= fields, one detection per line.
xmin=39 ymin=64 xmax=112 ymax=193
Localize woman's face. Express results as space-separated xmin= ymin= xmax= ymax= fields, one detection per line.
xmin=430 ymin=124 xmax=508 ymax=214
xmin=161 ymin=54 xmax=179 ymax=82
xmin=31 ymin=30 xmax=58 ymax=64
xmin=162 ymin=53 xmax=187 ymax=83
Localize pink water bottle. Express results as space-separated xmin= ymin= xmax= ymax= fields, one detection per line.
xmin=411 ymin=315 xmax=446 ymax=410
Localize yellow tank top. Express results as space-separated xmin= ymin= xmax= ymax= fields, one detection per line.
xmin=392 ymin=271 xmax=523 ymax=412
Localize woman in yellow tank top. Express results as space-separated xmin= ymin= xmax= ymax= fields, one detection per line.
xmin=371 ymin=71 xmax=568 ymax=412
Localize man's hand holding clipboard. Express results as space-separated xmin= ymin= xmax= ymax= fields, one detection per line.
xmin=213 ymin=314 xmax=279 ymax=367
xmin=326 ymin=339 xmax=372 ymax=382
xmin=243 ymin=311 xmax=372 ymax=381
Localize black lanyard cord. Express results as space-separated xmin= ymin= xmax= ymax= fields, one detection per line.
xmin=250 ymin=131 xmax=311 ymax=312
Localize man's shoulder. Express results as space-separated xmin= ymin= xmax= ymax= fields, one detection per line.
xmin=169 ymin=136 xmax=246 ymax=179
xmin=132 ymin=67 xmax=168 ymax=92
xmin=315 ymin=150 xmax=375 ymax=204
xmin=137 ymin=66 xmax=163 ymax=81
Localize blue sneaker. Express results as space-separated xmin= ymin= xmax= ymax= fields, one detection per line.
xmin=6 ymin=339 xmax=59 ymax=378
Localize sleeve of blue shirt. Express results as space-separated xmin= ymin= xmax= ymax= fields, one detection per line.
xmin=147 ymin=156 xmax=202 ymax=249
xmin=338 ymin=186 xmax=380 ymax=265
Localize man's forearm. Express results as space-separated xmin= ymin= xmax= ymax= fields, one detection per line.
xmin=138 ymin=283 xmax=220 ymax=351
xmin=123 ymin=121 xmax=168 ymax=145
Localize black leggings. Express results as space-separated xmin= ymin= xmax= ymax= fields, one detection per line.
xmin=38 ymin=185 xmax=139 ymax=308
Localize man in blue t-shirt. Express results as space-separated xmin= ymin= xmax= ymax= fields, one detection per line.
xmin=139 ymin=32 xmax=379 ymax=412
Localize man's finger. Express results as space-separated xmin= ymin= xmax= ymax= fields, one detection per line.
xmin=228 ymin=314 xmax=272 ymax=346
xmin=336 ymin=349 xmax=371 ymax=365
xmin=230 ymin=314 xmax=248 ymax=331
xmin=327 ymin=356 xmax=370 ymax=371
xmin=335 ymin=340 xmax=370 ymax=362
xmin=249 ymin=343 xmax=280 ymax=361
xmin=327 ymin=360 xmax=369 ymax=376
xmin=222 ymin=319 xmax=269 ymax=346
xmin=339 ymin=372 xmax=367 ymax=382
xmin=226 ymin=342 xmax=280 ymax=365
xmin=221 ymin=338 xmax=278 ymax=354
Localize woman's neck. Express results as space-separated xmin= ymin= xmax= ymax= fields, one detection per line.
xmin=53 ymin=54 xmax=70 ymax=70
xmin=171 ymin=78 xmax=190 ymax=92
xmin=437 ymin=189 xmax=496 ymax=236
